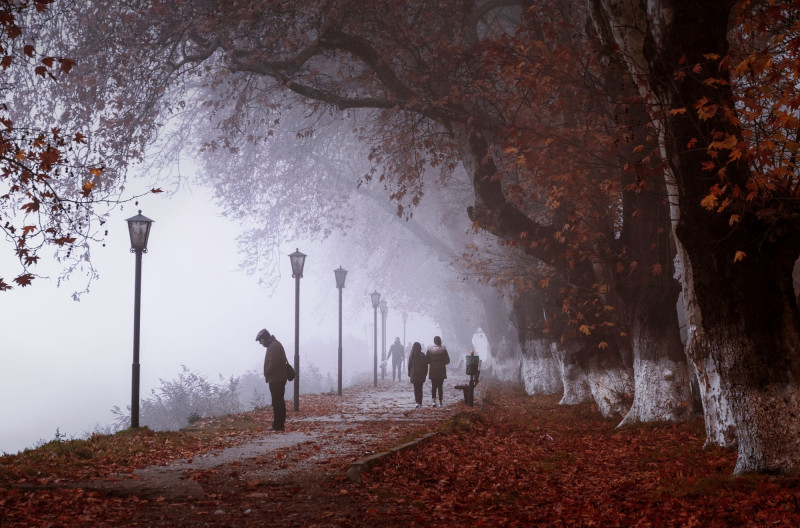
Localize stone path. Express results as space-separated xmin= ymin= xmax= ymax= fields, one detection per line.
xmin=81 ymin=374 xmax=474 ymax=500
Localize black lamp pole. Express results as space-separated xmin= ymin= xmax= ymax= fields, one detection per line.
xmin=334 ymin=266 xmax=348 ymax=396
xmin=402 ymin=311 xmax=408 ymax=345
xmin=380 ymin=299 xmax=388 ymax=380
xmin=125 ymin=210 xmax=154 ymax=429
xmin=289 ymin=249 xmax=306 ymax=412
xmin=370 ymin=291 xmax=381 ymax=387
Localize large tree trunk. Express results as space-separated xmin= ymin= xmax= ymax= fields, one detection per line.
xmin=588 ymin=0 xmax=693 ymax=427
xmin=618 ymin=289 xmax=692 ymax=425
xmin=554 ymin=341 xmax=593 ymax=405
xmin=514 ymin=290 xmax=562 ymax=394
xmin=654 ymin=1 xmax=800 ymax=474
xmin=477 ymin=286 xmax=522 ymax=383
xmin=615 ymin=141 xmax=692 ymax=426
xmin=520 ymin=338 xmax=562 ymax=395
xmin=675 ymin=249 xmax=736 ymax=445
xmin=595 ymin=0 xmax=800 ymax=473
xmin=681 ymin=237 xmax=800 ymax=473
xmin=582 ymin=343 xmax=633 ymax=418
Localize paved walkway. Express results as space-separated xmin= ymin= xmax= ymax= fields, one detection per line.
xmin=82 ymin=373 xmax=475 ymax=500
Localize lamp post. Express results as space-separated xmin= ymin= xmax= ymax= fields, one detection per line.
xmin=334 ymin=266 xmax=348 ymax=396
xmin=370 ymin=291 xmax=381 ymax=387
xmin=380 ymin=299 xmax=388 ymax=380
xmin=125 ymin=210 xmax=154 ymax=429
xmin=289 ymin=248 xmax=306 ymax=412
xmin=402 ymin=311 xmax=408 ymax=345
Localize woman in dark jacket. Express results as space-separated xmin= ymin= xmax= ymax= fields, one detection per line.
xmin=426 ymin=336 xmax=450 ymax=407
xmin=407 ymin=342 xmax=428 ymax=408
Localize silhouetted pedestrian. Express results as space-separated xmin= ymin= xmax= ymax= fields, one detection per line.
xmin=389 ymin=337 xmax=405 ymax=381
xmin=256 ymin=328 xmax=288 ymax=432
xmin=407 ymin=342 xmax=428 ymax=408
xmin=426 ymin=336 xmax=450 ymax=407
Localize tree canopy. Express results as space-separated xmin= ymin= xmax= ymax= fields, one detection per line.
xmin=13 ymin=0 xmax=800 ymax=474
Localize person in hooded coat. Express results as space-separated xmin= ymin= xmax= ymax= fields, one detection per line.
xmin=407 ymin=342 xmax=428 ymax=407
xmin=426 ymin=336 xmax=450 ymax=407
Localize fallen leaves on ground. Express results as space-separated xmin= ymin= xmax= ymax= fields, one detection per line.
xmin=352 ymin=385 xmax=800 ymax=527
xmin=2 ymin=382 xmax=799 ymax=527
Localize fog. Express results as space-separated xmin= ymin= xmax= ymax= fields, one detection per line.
xmin=0 ymin=184 xmax=447 ymax=454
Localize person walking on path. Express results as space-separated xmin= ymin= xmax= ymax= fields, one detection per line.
xmin=389 ymin=337 xmax=405 ymax=381
xmin=257 ymin=328 xmax=288 ymax=432
xmin=426 ymin=336 xmax=450 ymax=407
xmin=407 ymin=342 xmax=428 ymax=407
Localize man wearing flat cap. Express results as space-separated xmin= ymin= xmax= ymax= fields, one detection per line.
xmin=256 ymin=328 xmax=288 ymax=432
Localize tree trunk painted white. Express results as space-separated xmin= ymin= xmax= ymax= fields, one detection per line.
xmin=520 ymin=338 xmax=562 ymax=395
xmin=689 ymin=352 xmax=736 ymax=446
xmin=690 ymin=308 xmax=800 ymax=474
xmin=618 ymin=276 xmax=693 ymax=427
xmin=490 ymin=355 xmax=521 ymax=383
xmin=583 ymin=358 xmax=634 ymax=419
xmin=675 ymin=250 xmax=737 ymax=445
xmin=552 ymin=343 xmax=593 ymax=406
xmin=618 ymin=356 xmax=689 ymax=425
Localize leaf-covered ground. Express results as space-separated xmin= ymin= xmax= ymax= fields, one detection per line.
xmin=2 ymin=382 xmax=799 ymax=526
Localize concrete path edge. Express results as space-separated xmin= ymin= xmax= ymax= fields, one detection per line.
xmin=346 ymin=431 xmax=437 ymax=483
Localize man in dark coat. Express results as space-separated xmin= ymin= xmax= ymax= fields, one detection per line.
xmin=257 ymin=328 xmax=288 ymax=431
xmin=407 ymin=342 xmax=428 ymax=407
xmin=389 ymin=337 xmax=405 ymax=381
xmin=426 ymin=336 xmax=450 ymax=407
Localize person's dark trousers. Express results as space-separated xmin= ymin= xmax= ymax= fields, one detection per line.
xmin=393 ymin=362 xmax=402 ymax=380
xmin=269 ymin=381 xmax=287 ymax=430
xmin=431 ymin=379 xmax=444 ymax=403
xmin=413 ymin=382 xmax=424 ymax=405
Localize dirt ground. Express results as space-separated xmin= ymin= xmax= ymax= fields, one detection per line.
xmin=5 ymin=375 xmax=800 ymax=527
xmin=44 ymin=374 xmax=474 ymax=527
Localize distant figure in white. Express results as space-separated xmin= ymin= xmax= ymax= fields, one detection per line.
xmin=426 ymin=336 xmax=451 ymax=407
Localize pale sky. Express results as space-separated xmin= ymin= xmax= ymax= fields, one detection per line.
xmin=1 ymin=183 xmax=443 ymax=454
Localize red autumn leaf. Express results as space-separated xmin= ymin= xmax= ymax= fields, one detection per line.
xmin=13 ymin=273 xmax=34 ymax=286
xmin=59 ymin=57 xmax=76 ymax=73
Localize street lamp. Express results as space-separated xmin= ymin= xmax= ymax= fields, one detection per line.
xmin=380 ymin=299 xmax=388 ymax=380
xmin=402 ymin=311 xmax=408 ymax=345
xmin=125 ymin=210 xmax=154 ymax=429
xmin=289 ymin=248 xmax=306 ymax=412
xmin=334 ymin=266 xmax=348 ymax=396
xmin=370 ymin=291 xmax=381 ymax=387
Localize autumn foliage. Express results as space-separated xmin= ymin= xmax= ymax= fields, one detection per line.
xmin=0 ymin=0 xmax=158 ymax=292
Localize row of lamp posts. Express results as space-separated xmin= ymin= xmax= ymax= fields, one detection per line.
xmin=124 ymin=211 xmax=354 ymax=426
xmin=126 ymin=211 xmax=402 ymax=427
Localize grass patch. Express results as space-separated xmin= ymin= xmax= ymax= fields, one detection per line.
xmin=0 ymin=427 xmax=209 ymax=483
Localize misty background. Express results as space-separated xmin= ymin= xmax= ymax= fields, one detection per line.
xmin=0 ymin=177 xmax=479 ymax=454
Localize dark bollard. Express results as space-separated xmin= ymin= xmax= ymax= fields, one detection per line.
xmin=456 ymin=351 xmax=481 ymax=406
